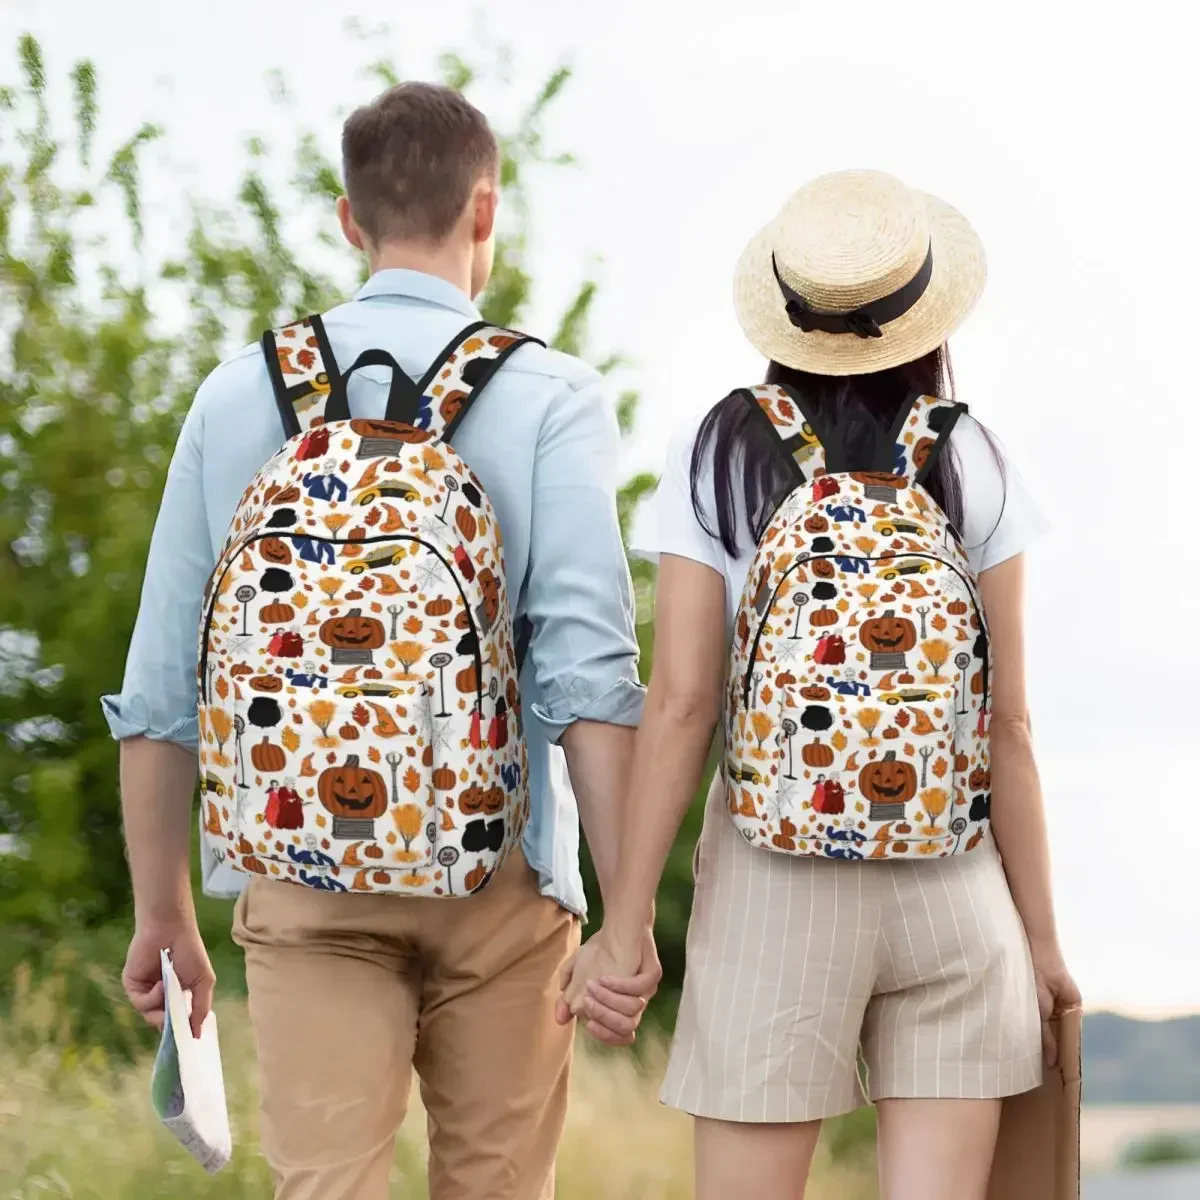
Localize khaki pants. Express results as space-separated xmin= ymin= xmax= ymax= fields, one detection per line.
xmin=232 ymin=851 xmax=580 ymax=1200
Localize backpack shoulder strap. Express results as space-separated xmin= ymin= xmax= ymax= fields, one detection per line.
xmin=890 ymin=393 xmax=968 ymax=484
xmin=261 ymin=316 xmax=543 ymax=444
xmin=739 ymin=383 xmax=827 ymax=483
xmin=261 ymin=314 xmax=344 ymax=438
xmin=415 ymin=322 xmax=544 ymax=446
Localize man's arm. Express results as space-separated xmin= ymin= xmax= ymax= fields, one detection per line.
xmin=103 ymin=397 xmax=217 ymax=1037
xmin=523 ymin=372 xmax=646 ymax=895
xmin=522 ymin=372 xmax=659 ymax=1040
xmin=559 ymin=720 xmax=635 ymax=904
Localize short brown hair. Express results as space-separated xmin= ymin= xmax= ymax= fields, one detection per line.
xmin=341 ymin=82 xmax=498 ymax=246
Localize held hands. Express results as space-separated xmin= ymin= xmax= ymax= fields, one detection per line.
xmin=555 ymin=926 xmax=662 ymax=1047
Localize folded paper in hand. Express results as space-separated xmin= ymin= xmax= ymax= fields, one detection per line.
xmin=149 ymin=948 xmax=232 ymax=1174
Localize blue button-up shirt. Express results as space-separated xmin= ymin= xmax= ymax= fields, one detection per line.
xmin=101 ymin=269 xmax=644 ymax=916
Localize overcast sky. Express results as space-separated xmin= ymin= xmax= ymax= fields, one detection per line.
xmin=3 ymin=0 xmax=1197 ymax=1015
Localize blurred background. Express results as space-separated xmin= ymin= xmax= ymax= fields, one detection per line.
xmin=1 ymin=1 xmax=1197 ymax=1196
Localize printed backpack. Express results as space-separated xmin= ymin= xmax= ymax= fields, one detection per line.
xmin=726 ymin=385 xmax=992 ymax=861
xmin=196 ymin=314 xmax=540 ymax=896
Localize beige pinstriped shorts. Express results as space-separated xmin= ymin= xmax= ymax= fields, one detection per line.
xmin=662 ymin=775 xmax=1043 ymax=1123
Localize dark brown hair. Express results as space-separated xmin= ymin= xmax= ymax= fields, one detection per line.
xmin=691 ymin=347 xmax=1005 ymax=556
xmin=341 ymin=82 xmax=498 ymax=246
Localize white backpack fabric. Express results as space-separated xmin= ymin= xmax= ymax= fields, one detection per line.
xmin=197 ymin=315 xmax=539 ymax=896
xmin=726 ymin=385 xmax=992 ymax=861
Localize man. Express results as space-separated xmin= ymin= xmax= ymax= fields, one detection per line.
xmin=104 ymin=81 xmax=659 ymax=1199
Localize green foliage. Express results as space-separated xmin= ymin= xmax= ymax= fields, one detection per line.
xmin=0 ymin=33 xmax=669 ymax=1044
xmin=823 ymin=1104 xmax=878 ymax=1165
xmin=1121 ymin=1132 xmax=1200 ymax=1169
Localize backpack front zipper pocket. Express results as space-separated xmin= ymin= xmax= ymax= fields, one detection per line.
xmin=199 ymin=530 xmax=483 ymax=712
xmin=778 ymin=691 xmax=962 ymax=848
xmin=741 ymin=551 xmax=989 ymax=715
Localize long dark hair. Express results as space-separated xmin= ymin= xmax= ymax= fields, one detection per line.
xmin=690 ymin=346 xmax=1003 ymax=556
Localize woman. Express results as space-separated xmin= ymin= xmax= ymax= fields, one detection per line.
xmin=562 ymin=170 xmax=1080 ymax=1199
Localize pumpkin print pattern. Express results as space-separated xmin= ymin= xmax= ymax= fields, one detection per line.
xmin=196 ymin=317 xmax=537 ymax=897
xmin=726 ymin=385 xmax=991 ymax=862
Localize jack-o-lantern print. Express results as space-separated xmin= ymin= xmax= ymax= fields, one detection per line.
xmin=320 ymin=608 xmax=386 ymax=666
xmin=859 ymin=608 xmax=917 ymax=670
xmin=318 ymin=755 xmax=388 ymax=839
xmin=858 ymin=750 xmax=918 ymax=821
xmin=260 ymin=537 xmax=292 ymax=565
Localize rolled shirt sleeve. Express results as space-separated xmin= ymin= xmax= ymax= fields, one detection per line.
xmin=100 ymin=390 xmax=217 ymax=750
xmin=523 ymin=374 xmax=645 ymax=741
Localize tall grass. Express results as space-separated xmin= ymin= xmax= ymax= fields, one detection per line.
xmin=1 ymin=965 xmax=876 ymax=1198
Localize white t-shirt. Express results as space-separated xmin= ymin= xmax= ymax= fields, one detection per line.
xmin=632 ymin=407 xmax=1048 ymax=625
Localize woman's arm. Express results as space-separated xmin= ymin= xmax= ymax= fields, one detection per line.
xmin=561 ymin=553 xmax=728 ymax=1012
xmin=980 ymin=554 xmax=1056 ymax=945
xmin=979 ymin=553 xmax=1080 ymax=1059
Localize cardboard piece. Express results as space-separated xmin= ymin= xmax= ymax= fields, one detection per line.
xmin=988 ymin=1007 xmax=1082 ymax=1200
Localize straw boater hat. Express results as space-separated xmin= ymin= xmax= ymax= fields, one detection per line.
xmin=732 ymin=169 xmax=986 ymax=376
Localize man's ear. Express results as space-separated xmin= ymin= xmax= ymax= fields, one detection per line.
xmin=472 ymin=177 xmax=498 ymax=245
xmin=336 ymin=195 xmax=366 ymax=252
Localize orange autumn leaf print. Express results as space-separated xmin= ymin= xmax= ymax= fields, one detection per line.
xmin=403 ymin=766 xmax=421 ymax=794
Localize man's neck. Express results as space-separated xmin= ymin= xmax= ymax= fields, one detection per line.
xmin=367 ymin=242 xmax=473 ymax=299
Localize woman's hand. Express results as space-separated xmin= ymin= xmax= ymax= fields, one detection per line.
xmin=1030 ymin=942 xmax=1081 ymax=1066
xmin=555 ymin=926 xmax=660 ymax=1047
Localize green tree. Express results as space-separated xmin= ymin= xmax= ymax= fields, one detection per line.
xmin=0 ymin=32 xmax=663 ymax=1021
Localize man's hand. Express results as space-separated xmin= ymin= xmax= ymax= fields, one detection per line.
xmin=123 ymin=919 xmax=215 ymax=1039
xmin=555 ymin=926 xmax=661 ymax=1047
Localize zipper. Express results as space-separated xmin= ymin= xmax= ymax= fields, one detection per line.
xmin=741 ymin=551 xmax=988 ymax=710
xmin=200 ymin=530 xmax=483 ymax=709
